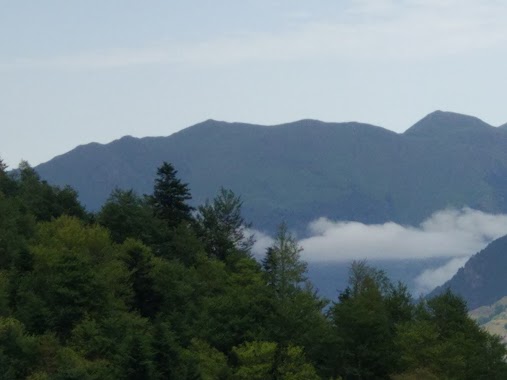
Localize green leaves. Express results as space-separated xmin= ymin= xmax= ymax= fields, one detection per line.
xmin=1 ymin=160 xmax=507 ymax=379
xmin=232 ymin=341 xmax=319 ymax=380
xmin=196 ymin=188 xmax=254 ymax=261
xmin=395 ymin=290 xmax=507 ymax=379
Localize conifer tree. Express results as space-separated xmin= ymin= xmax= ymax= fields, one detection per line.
xmin=196 ymin=187 xmax=254 ymax=261
xmin=262 ymin=223 xmax=307 ymax=300
xmin=149 ymin=162 xmax=193 ymax=228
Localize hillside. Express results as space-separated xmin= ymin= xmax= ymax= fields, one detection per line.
xmin=429 ymin=235 xmax=507 ymax=309
xmin=35 ymin=111 xmax=507 ymax=233
xmin=470 ymin=296 xmax=507 ymax=343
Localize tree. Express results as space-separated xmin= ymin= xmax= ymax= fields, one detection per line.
xmin=232 ymin=341 xmax=319 ymax=380
xmin=196 ymin=187 xmax=254 ymax=261
xmin=98 ymin=188 xmax=163 ymax=245
xmin=189 ymin=338 xmax=230 ymax=380
xmin=119 ymin=239 xmax=161 ymax=319
xmin=195 ymin=255 xmax=271 ymax=352
xmin=149 ymin=162 xmax=193 ymax=228
xmin=0 ymin=317 xmax=38 ymax=379
xmin=13 ymin=216 xmax=120 ymax=337
xmin=0 ymin=158 xmax=17 ymax=197
xmin=330 ymin=262 xmax=398 ymax=379
xmin=0 ymin=157 xmax=7 ymax=175
xmin=395 ymin=290 xmax=507 ymax=379
xmin=261 ymin=223 xmax=328 ymax=375
xmin=123 ymin=334 xmax=157 ymax=380
xmin=262 ymin=223 xmax=307 ymax=300
xmin=15 ymin=161 xmax=86 ymax=222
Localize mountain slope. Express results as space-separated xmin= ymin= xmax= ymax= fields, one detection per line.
xmin=429 ymin=235 xmax=507 ymax=309
xmin=470 ymin=296 xmax=507 ymax=343
xmin=35 ymin=112 xmax=507 ymax=233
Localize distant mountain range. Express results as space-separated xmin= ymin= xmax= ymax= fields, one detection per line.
xmin=35 ymin=110 xmax=507 ymax=234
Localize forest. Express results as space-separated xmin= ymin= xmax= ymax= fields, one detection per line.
xmin=0 ymin=158 xmax=506 ymax=380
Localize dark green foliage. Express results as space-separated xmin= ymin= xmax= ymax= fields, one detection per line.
xmin=149 ymin=162 xmax=193 ymax=228
xmin=262 ymin=223 xmax=307 ymax=298
xmin=123 ymin=334 xmax=157 ymax=380
xmin=0 ymin=158 xmax=18 ymax=198
xmin=0 ymin=318 xmax=38 ymax=380
xmin=97 ymin=188 xmax=163 ymax=245
xmin=261 ymin=224 xmax=330 ymax=377
xmin=396 ymin=290 xmax=507 ymax=379
xmin=330 ymin=263 xmax=397 ymax=379
xmin=13 ymin=217 xmax=117 ymax=338
xmin=1 ymin=160 xmax=506 ymax=379
xmin=0 ymin=158 xmax=6 ymax=173
xmin=0 ymin=195 xmax=34 ymax=270
xmin=120 ymin=239 xmax=162 ymax=319
xmin=196 ymin=188 xmax=254 ymax=260
xmin=151 ymin=320 xmax=187 ymax=379
xmin=16 ymin=161 xmax=87 ymax=222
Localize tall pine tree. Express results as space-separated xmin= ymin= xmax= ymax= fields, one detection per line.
xmin=149 ymin=162 xmax=193 ymax=228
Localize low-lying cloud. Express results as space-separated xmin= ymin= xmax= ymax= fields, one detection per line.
xmin=249 ymin=208 xmax=507 ymax=292
xmin=414 ymin=257 xmax=469 ymax=295
xmin=300 ymin=208 xmax=507 ymax=261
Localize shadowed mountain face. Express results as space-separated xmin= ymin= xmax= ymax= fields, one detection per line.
xmin=429 ymin=235 xmax=507 ymax=310
xmin=35 ymin=111 xmax=507 ymax=233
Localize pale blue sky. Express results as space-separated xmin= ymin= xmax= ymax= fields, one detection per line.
xmin=2 ymin=0 xmax=507 ymax=167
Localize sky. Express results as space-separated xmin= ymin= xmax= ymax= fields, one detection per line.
xmin=2 ymin=0 xmax=507 ymax=168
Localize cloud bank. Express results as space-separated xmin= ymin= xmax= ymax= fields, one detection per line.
xmin=414 ymin=257 xmax=469 ymax=295
xmin=249 ymin=208 xmax=507 ymax=292
xmin=300 ymin=208 xmax=507 ymax=262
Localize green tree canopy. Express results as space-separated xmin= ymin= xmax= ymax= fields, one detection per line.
xmin=196 ymin=187 xmax=254 ymax=261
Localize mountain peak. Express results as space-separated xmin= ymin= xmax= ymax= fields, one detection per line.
xmin=404 ymin=110 xmax=492 ymax=137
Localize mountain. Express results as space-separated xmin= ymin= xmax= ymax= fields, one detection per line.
xmin=404 ymin=110 xmax=493 ymax=137
xmin=35 ymin=111 xmax=507 ymax=233
xmin=429 ymin=235 xmax=507 ymax=309
xmin=470 ymin=296 xmax=507 ymax=343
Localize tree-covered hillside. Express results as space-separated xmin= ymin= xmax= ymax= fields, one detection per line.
xmin=1 ymin=158 xmax=506 ymax=379
xmin=35 ymin=111 xmax=507 ymax=233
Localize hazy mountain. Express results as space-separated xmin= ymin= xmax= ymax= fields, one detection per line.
xmin=35 ymin=111 xmax=507 ymax=233
xmin=405 ymin=110 xmax=493 ymax=137
xmin=429 ymin=235 xmax=507 ymax=309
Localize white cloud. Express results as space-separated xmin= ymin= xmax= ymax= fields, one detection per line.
xmin=247 ymin=208 xmax=507 ymax=294
xmin=246 ymin=228 xmax=274 ymax=258
xmin=414 ymin=257 xmax=469 ymax=295
xmin=300 ymin=208 xmax=507 ymax=262
xmin=2 ymin=1 xmax=507 ymax=70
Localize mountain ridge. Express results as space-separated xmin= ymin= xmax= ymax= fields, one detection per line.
xmin=35 ymin=111 xmax=507 ymax=233
xmin=404 ymin=110 xmax=494 ymax=136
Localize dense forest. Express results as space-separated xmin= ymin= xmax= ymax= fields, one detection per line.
xmin=0 ymin=158 xmax=506 ymax=379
